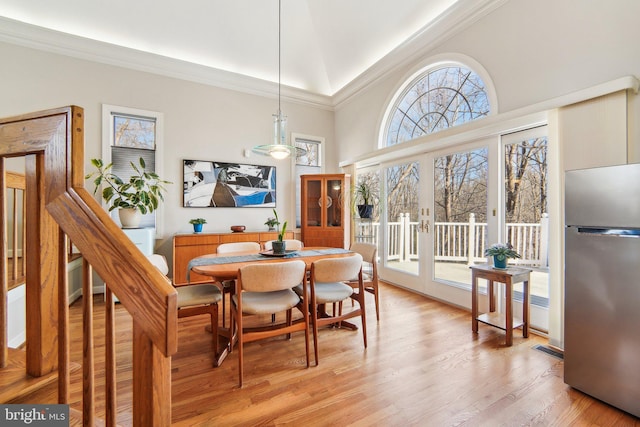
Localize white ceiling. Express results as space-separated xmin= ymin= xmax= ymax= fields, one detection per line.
xmin=0 ymin=0 xmax=491 ymax=97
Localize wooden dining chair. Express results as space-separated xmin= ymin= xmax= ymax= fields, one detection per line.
xmin=263 ymin=239 xmax=304 ymax=251
xmin=300 ymin=253 xmax=366 ymax=365
xmin=341 ymin=242 xmax=380 ymax=321
xmin=217 ymin=241 xmax=261 ymax=328
xmin=230 ymin=260 xmax=309 ymax=387
xmin=263 ymin=239 xmax=303 ymax=321
xmin=147 ymin=254 xmax=222 ymax=366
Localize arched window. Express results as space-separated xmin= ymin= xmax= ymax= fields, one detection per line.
xmin=384 ymin=65 xmax=490 ymax=147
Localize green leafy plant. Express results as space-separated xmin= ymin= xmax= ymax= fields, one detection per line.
xmin=355 ymin=181 xmax=372 ymax=205
xmin=278 ymin=221 xmax=288 ymax=242
xmin=86 ymin=157 xmax=171 ymax=214
xmin=189 ymin=218 xmax=207 ymax=225
xmin=484 ymin=243 xmax=521 ymax=260
xmin=271 ymin=209 xmax=287 ymax=241
xmin=264 ymin=216 xmax=279 ymax=228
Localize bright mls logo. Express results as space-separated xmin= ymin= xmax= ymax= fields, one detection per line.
xmin=1 ymin=404 xmax=68 ymax=426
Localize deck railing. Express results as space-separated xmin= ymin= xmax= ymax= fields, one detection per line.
xmin=354 ymin=212 xmax=549 ymax=267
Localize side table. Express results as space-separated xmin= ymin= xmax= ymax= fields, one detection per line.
xmin=470 ymin=264 xmax=531 ymax=346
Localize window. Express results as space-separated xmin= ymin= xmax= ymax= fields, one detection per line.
xmin=293 ymin=134 xmax=323 ymax=228
xmin=101 ymin=105 xmax=164 ymax=234
xmin=384 ymin=65 xmax=490 ymax=147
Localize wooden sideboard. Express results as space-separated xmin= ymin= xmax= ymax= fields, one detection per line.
xmin=172 ymin=230 xmax=293 ymax=284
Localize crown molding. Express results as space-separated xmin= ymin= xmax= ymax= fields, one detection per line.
xmin=332 ymin=0 xmax=507 ymax=110
xmin=0 ymin=16 xmax=333 ymax=111
xmin=0 ymin=1 xmax=505 ymax=112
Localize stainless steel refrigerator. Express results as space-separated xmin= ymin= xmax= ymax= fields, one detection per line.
xmin=565 ymin=163 xmax=640 ymax=418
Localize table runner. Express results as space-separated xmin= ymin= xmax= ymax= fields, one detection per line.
xmin=186 ymin=248 xmax=352 ymax=282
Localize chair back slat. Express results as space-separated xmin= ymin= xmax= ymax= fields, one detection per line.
xmin=239 ymin=260 xmax=306 ymax=292
xmin=312 ymin=254 xmax=363 ymax=283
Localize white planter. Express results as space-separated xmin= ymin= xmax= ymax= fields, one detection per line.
xmin=118 ymin=208 xmax=142 ymax=228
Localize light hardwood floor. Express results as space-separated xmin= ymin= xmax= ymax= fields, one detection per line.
xmin=22 ymin=282 xmax=639 ymax=426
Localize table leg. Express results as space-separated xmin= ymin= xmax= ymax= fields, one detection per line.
xmin=488 ymin=280 xmax=495 ymax=312
xmin=471 ymin=272 xmax=478 ymax=333
xmin=205 ymin=324 xmax=233 ymax=366
xmin=505 ymin=279 xmax=513 ymax=346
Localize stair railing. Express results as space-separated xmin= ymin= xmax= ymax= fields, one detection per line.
xmin=0 ymin=106 xmax=178 ymax=426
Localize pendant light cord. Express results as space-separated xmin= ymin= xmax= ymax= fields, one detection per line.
xmin=278 ymin=0 xmax=282 ymax=114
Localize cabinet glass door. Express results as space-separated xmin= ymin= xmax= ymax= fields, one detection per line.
xmin=305 ymin=178 xmax=322 ymax=228
xmin=325 ymin=178 xmax=343 ymax=228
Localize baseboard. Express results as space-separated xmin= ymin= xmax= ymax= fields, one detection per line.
xmin=8 ymin=332 xmax=25 ymax=349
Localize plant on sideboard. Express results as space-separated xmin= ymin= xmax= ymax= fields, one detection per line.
xmin=189 ymin=218 xmax=207 ymax=233
xmin=264 ymin=216 xmax=279 ymax=231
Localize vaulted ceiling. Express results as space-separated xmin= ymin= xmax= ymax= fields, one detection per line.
xmin=0 ymin=0 xmax=497 ymax=99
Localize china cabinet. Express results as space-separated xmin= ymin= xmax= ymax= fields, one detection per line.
xmin=301 ymin=174 xmax=350 ymax=248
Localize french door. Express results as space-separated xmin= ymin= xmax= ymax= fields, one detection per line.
xmin=373 ymin=130 xmax=549 ymax=330
xmin=377 ymin=139 xmax=493 ymax=301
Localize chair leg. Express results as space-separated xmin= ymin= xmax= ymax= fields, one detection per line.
xmin=286 ymin=309 xmax=292 ymax=339
xmin=372 ymin=285 xmax=380 ymax=321
xmin=222 ymin=290 xmax=227 ymax=329
xmin=357 ymin=292 xmax=367 ymax=348
xmin=304 ymin=322 xmax=311 ymax=368
xmin=234 ymin=305 xmax=244 ymax=387
xmin=311 ymin=304 xmax=319 ymax=366
xmin=210 ymin=304 xmax=220 ymax=366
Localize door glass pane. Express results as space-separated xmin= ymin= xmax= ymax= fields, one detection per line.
xmin=504 ymin=136 xmax=549 ymax=307
xmin=305 ymin=179 xmax=322 ymax=228
xmin=354 ymin=171 xmax=380 ymax=244
xmin=434 ymin=148 xmax=488 ymax=286
xmin=326 ymin=179 xmax=343 ymax=227
xmin=385 ymin=162 xmax=419 ymax=274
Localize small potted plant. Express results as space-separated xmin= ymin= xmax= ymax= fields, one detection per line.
xmin=189 ymin=218 xmax=207 ymax=233
xmin=264 ymin=216 xmax=279 ymax=231
xmin=270 ymin=209 xmax=287 ymax=254
xmin=86 ymin=157 xmax=171 ymax=228
xmin=484 ymin=242 xmax=521 ymax=269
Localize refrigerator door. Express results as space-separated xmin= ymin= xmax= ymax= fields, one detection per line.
xmin=565 ymin=163 xmax=640 ymax=228
xmin=564 ymin=227 xmax=640 ymax=417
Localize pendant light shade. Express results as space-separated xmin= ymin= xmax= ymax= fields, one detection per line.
xmin=252 ymin=0 xmax=306 ymax=160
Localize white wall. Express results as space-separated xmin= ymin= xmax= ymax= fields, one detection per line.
xmin=335 ymin=0 xmax=640 ymax=162
xmin=0 ymin=40 xmax=334 ymax=260
xmin=332 ymin=0 xmax=640 ymax=348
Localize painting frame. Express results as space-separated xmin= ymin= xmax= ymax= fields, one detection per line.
xmin=183 ymin=159 xmax=276 ymax=208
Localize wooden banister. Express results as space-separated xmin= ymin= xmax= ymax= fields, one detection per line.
xmin=0 ymin=106 xmax=178 ymax=426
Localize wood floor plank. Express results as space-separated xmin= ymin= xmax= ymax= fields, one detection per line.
xmin=10 ymin=282 xmax=639 ymax=426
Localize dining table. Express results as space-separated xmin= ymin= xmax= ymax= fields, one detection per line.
xmin=187 ymin=247 xmax=358 ymax=366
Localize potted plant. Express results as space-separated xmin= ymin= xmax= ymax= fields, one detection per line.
xmin=355 ymin=181 xmax=374 ymax=219
xmin=189 ymin=218 xmax=207 ymax=233
xmin=270 ymin=209 xmax=287 ymax=254
xmin=86 ymin=157 xmax=171 ymax=228
xmin=264 ymin=216 xmax=279 ymax=231
xmin=484 ymin=243 xmax=521 ymax=269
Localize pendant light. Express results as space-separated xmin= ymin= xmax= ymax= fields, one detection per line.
xmin=252 ymin=0 xmax=306 ymax=160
